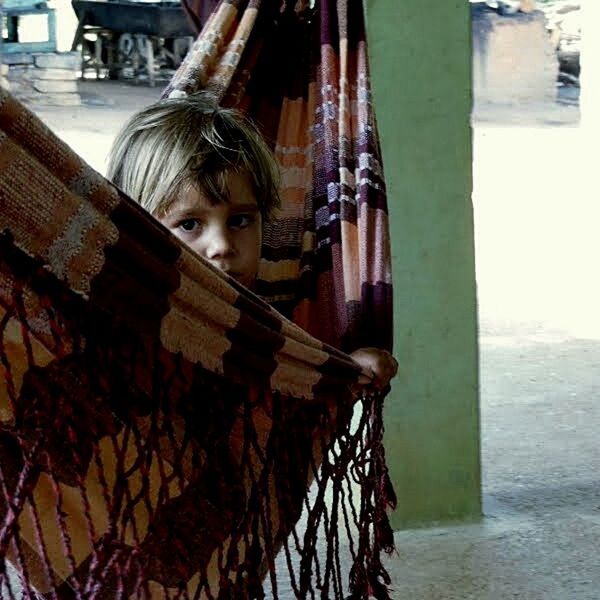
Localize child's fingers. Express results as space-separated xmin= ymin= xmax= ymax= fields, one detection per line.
xmin=370 ymin=354 xmax=397 ymax=389
xmin=358 ymin=372 xmax=374 ymax=386
xmin=349 ymin=347 xmax=398 ymax=395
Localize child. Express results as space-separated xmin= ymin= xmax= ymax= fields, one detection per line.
xmin=107 ymin=93 xmax=397 ymax=391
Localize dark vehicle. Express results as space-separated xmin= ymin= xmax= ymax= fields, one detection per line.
xmin=71 ymin=0 xmax=193 ymax=39
xmin=71 ymin=0 xmax=195 ymax=85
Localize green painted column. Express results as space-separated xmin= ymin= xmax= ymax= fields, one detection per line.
xmin=365 ymin=0 xmax=481 ymax=528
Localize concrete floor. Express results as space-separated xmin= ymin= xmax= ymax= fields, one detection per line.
xmin=27 ymin=83 xmax=598 ymax=598
xmin=387 ymin=332 xmax=600 ymax=599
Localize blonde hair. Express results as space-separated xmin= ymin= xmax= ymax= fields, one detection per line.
xmin=106 ymin=93 xmax=280 ymax=219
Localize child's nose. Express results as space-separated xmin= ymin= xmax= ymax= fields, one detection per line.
xmin=205 ymin=226 xmax=234 ymax=259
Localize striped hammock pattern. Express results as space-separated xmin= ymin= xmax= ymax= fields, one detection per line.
xmin=0 ymin=87 xmax=395 ymax=597
xmin=164 ymin=0 xmax=393 ymax=354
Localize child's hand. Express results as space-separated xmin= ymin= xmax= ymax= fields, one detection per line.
xmin=349 ymin=347 xmax=398 ymax=393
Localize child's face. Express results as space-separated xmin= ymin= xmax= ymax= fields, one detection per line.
xmin=159 ymin=172 xmax=262 ymax=289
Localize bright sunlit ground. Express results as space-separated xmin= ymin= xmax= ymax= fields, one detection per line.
xmin=473 ymin=116 xmax=600 ymax=340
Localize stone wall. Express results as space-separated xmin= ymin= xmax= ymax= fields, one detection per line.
xmin=472 ymin=9 xmax=558 ymax=104
xmin=3 ymin=52 xmax=81 ymax=105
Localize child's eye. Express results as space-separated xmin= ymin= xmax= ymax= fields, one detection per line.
xmin=228 ymin=214 xmax=254 ymax=229
xmin=178 ymin=219 xmax=200 ymax=233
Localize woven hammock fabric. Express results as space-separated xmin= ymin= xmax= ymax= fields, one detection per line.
xmin=163 ymin=0 xmax=393 ymax=354
xmin=0 ymin=89 xmax=395 ymax=598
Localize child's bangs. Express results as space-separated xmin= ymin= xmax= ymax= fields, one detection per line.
xmin=190 ymin=168 xmax=233 ymax=205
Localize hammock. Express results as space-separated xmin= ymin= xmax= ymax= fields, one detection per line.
xmin=0 ymin=1 xmax=396 ymax=597
xmin=164 ymin=0 xmax=393 ymax=354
